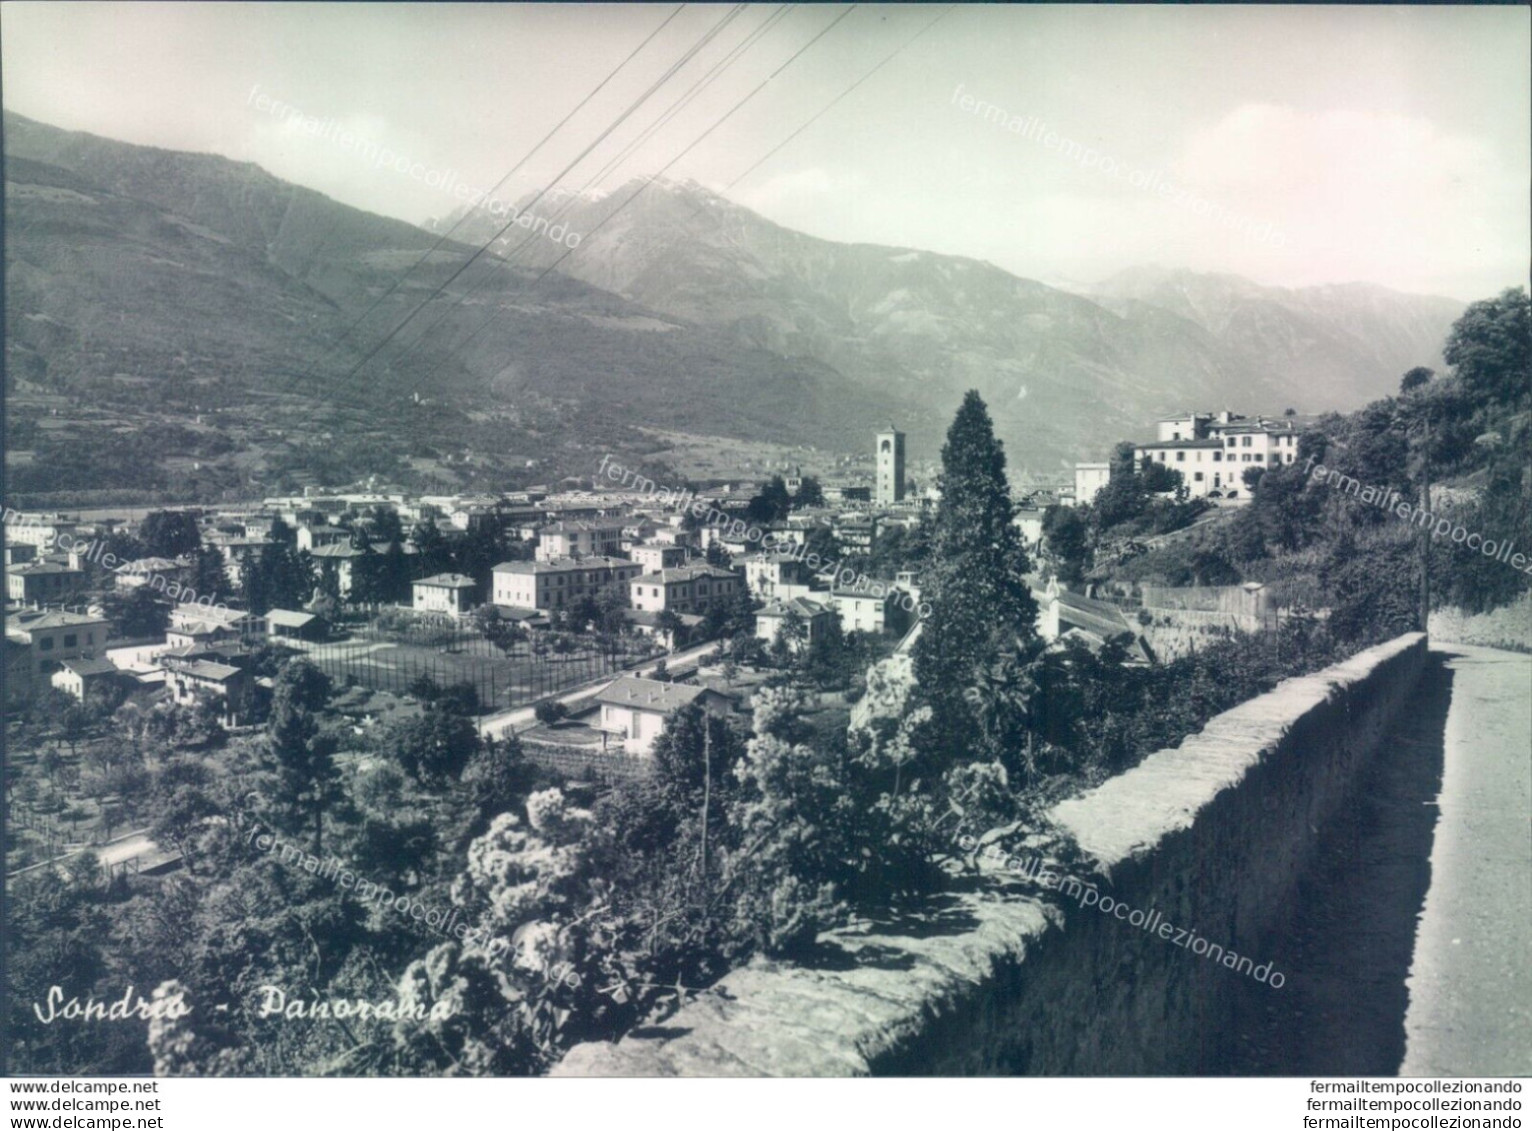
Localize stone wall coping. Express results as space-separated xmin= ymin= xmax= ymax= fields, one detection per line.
xmin=552 ymin=631 xmax=1427 ymax=1077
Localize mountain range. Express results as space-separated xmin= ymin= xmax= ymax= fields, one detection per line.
xmin=4 ymin=110 xmax=1466 ymax=498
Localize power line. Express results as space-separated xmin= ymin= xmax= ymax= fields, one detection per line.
xmin=295 ymin=4 xmax=689 ymax=385
xmin=310 ymin=4 xmax=748 ymax=403
xmin=375 ymin=4 xmax=795 ymax=381
xmin=409 ymin=5 xmax=860 ymax=385
xmin=717 ymin=4 xmax=954 ymax=198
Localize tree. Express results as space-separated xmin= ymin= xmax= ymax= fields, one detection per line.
xmin=1189 ymin=547 xmax=1241 ymax=586
xmin=464 ymin=733 xmax=536 ymax=824
xmin=912 ymin=391 xmax=1039 ymax=760
xmin=367 ymin=505 xmax=404 ymax=546
xmin=254 ymin=541 xmax=313 ymax=614
xmin=150 ymin=783 xmax=219 ymax=874
xmin=744 ymin=476 xmax=793 ymax=526
xmin=189 ymin=544 xmax=233 ymax=606
xmin=99 ymin=530 xmax=146 ymax=566
xmin=1443 ymin=288 xmax=1530 ymax=410
xmin=264 ymin=660 xmax=341 ymax=853
xmin=533 ymin=700 xmax=568 ymax=727
xmin=387 ymin=708 xmax=479 ymax=787
xmin=139 ymin=511 xmax=201 ymax=558
xmin=1141 ymin=461 xmax=1185 ymax=495
xmin=1400 ymin=366 xmax=1435 ymax=394
xmin=1242 ymin=465 xmax=1266 ymax=493
xmin=771 ymin=609 xmax=807 ymax=659
xmin=59 ymin=703 xmax=96 ymax=759
xmin=409 ymin=519 xmax=454 ymax=578
xmin=654 ymin=608 xmax=686 ymax=648
xmin=102 ymin=586 xmax=170 ymax=639
xmin=455 ymin=523 xmax=507 ymax=591
xmin=346 ymin=543 xmax=386 ymax=609
xmin=471 ymin=605 xmax=523 ymax=654
xmin=792 ymin=476 xmax=825 ymax=509
xmin=1042 ymin=504 xmax=1090 ymax=584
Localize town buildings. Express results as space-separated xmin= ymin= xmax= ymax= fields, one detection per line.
xmin=593 ymin=675 xmax=733 ymax=756
xmin=1136 ymin=413 xmax=1304 ymax=499
xmin=629 ymin=565 xmax=741 ymax=614
xmin=492 ymin=556 xmax=642 ymax=611
xmin=537 ymin=519 xmax=626 ymax=561
xmin=412 ymin=573 xmax=480 ymax=618
xmin=5 ymin=609 xmax=112 ymax=703
xmin=6 ymin=561 xmax=87 ymax=607
xmin=1073 ymin=463 xmax=1111 ymax=506
xmin=755 ymin=596 xmax=837 ymax=652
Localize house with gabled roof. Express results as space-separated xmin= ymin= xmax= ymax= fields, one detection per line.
xmin=593 ymin=675 xmax=733 ymax=756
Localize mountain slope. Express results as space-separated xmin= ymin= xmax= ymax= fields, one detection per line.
xmin=5 ymin=112 xmax=1465 ymax=498
xmin=436 ymin=179 xmax=1463 ymax=467
xmin=4 ymin=113 xmax=927 ymax=499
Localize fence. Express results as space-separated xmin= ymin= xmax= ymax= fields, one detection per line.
xmin=311 ymin=616 xmax=662 ymax=714
xmin=1140 ymin=582 xmax=1272 ymax=621
xmin=518 ymin=737 xmax=652 ymax=782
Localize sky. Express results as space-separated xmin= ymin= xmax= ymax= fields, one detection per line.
xmin=2 ymin=2 xmax=1527 ymax=301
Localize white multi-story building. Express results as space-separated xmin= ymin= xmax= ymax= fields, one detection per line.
xmin=628 ymin=565 xmax=741 ymax=615
xmin=1137 ymin=413 xmax=1304 ymax=498
xmin=411 ymin=573 xmax=480 ymax=619
xmin=536 ymin=520 xmax=626 ymax=562
xmin=629 ymin=544 xmax=688 ymax=572
xmin=492 ymin=556 xmax=641 ymax=611
xmin=1073 ymin=463 xmax=1111 ymax=506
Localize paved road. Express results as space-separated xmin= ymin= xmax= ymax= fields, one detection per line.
xmin=1401 ymin=644 xmax=1532 ymax=1075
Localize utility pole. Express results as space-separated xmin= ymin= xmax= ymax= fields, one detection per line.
xmin=699 ymin=722 xmax=712 ymax=882
xmin=1419 ymin=408 xmax=1431 ymax=636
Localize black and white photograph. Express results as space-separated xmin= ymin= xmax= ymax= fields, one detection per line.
xmin=1 ymin=0 xmax=1528 ymax=1114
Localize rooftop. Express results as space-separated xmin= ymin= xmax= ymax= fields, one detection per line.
xmin=7 ymin=609 xmax=109 ymax=635
xmin=165 ymin=659 xmax=242 ymax=682
xmin=494 ymin=555 xmax=637 ymax=574
xmin=758 ymin=597 xmax=833 ymax=618
xmin=267 ymin=609 xmax=318 ymax=628
xmin=59 ymin=658 xmax=120 ymax=677
xmin=635 ymin=565 xmax=738 ymax=584
xmin=594 ymin=676 xmax=722 ymax=713
xmin=1137 ymin=439 xmax=1225 ymax=450
xmin=415 ymin=572 xmax=478 ymax=589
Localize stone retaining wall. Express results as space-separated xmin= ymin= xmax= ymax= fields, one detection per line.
xmin=554 ymin=632 xmax=1429 ymax=1076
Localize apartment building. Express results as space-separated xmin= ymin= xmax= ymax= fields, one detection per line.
xmin=628 ymin=565 xmax=741 ymax=614
xmin=492 ymin=556 xmax=642 ymax=611
xmin=536 ymin=520 xmax=627 ymax=562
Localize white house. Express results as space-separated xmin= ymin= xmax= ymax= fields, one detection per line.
xmin=628 ymin=565 xmax=741 ymax=615
xmin=593 ymin=676 xmax=732 ymax=757
xmin=755 ymin=597 xmax=836 ymax=653
xmin=412 ymin=573 xmax=480 ymax=618
xmin=492 ymin=556 xmax=641 ymax=611
xmin=1073 ymin=463 xmax=1111 ymax=506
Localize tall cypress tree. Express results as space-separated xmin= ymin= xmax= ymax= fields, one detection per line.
xmin=912 ymin=391 xmax=1038 ymax=760
xmin=265 ymin=659 xmax=341 ymax=854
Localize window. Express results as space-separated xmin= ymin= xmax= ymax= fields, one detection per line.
xmin=1176 ymin=451 xmax=1185 ymax=462
xmin=1242 ymin=436 xmax=1252 ymax=447
xmin=86 ymin=633 xmax=94 ymax=644
xmin=1254 ymin=453 xmax=1263 ymax=462
xmin=64 ymin=634 xmax=77 ymax=648
xmin=1227 ymin=438 xmax=1237 ymax=447
xmin=39 ymin=637 xmax=54 ymax=652
xmin=1194 ymin=472 xmax=1204 ymax=482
